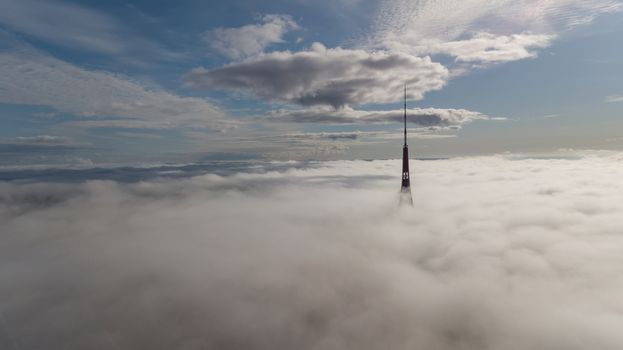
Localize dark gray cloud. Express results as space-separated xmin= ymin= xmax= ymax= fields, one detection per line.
xmin=266 ymin=106 xmax=492 ymax=128
xmin=184 ymin=43 xmax=448 ymax=108
xmin=2 ymin=156 xmax=623 ymax=349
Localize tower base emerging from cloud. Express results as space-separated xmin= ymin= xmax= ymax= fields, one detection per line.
xmin=399 ymin=187 xmax=413 ymax=206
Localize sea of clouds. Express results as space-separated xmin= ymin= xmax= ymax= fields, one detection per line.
xmin=2 ymin=154 xmax=623 ymax=349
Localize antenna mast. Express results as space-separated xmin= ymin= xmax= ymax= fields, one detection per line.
xmin=400 ymin=83 xmax=413 ymax=205
xmin=404 ymin=84 xmax=407 ymax=146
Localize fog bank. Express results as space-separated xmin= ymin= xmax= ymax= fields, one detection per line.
xmin=2 ymin=155 xmax=623 ymax=349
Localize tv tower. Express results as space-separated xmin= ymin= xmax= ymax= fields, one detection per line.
xmin=400 ymin=84 xmax=413 ymax=206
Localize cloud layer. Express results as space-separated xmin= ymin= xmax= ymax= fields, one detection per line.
xmin=0 ymin=0 xmax=179 ymax=60
xmin=385 ymin=32 xmax=555 ymax=63
xmin=605 ymin=95 xmax=623 ymax=103
xmin=266 ymin=106 xmax=490 ymax=128
xmin=0 ymin=47 xmax=230 ymax=131
xmin=11 ymin=135 xmax=74 ymax=145
xmin=374 ymin=0 xmax=622 ymax=41
xmin=3 ymin=154 xmax=623 ymax=349
xmin=371 ymin=0 xmax=621 ymax=64
xmin=184 ymin=42 xmax=448 ymax=108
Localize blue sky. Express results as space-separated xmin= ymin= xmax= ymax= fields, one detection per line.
xmin=0 ymin=0 xmax=622 ymax=165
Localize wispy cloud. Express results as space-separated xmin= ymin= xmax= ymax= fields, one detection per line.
xmin=113 ymin=131 xmax=165 ymax=140
xmin=0 ymin=135 xmax=83 ymax=148
xmin=374 ymin=0 xmax=622 ymax=41
xmin=0 ymin=0 xmax=123 ymax=54
xmin=0 ymin=46 xmax=230 ymax=131
xmin=203 ymin=14 xmax=300 ymax=60
xmin=266 ymin=106 xmax=492 ymax=129
xmin=605 ymin=95 xmax=623 ymax=103
xmin=0 ymin=135 xmax=87 ymax=157
xmin=370 ymin=0 xmax=621 ymax=65
xmin=0 ymin=0 xmax=182 ymax=61
xmin=385 ymin=32 xmax=555 ymax=63
xmin=12 ymin=135 xmax=74 ymax=145
xmin=283 ymin=131 xmax=363 ymax=141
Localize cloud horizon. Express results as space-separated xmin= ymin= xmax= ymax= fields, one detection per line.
xmin=3 ymin=154 xmax=623 ymax=349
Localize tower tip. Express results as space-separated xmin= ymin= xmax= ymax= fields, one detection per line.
xmin=403 ymin=83 xmax=407 ymax=146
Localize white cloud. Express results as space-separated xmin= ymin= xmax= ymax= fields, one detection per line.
xmin=0 ymin=0 xmax=180 ymax=60
xmin=3 ymin=154 xmax=623 ymax=348
xmin=0 ymin=47 xmax=230 ymax=131
xmin=249 ymin=132 xmax=364 ymax=159
xmin=184 ymin=42 xmax=448 ymax=108
xmin=0 ymin=135 xmax=83 ymax=150
xmin=605 ymin=95 xmax=623 ymax=103
xmin=374 ymin=0 xmax=622 ymax=41
xmin=385 ymin=32 xmax=555 ymax=63
xmin=282 ymin=131 xmax=362 ymax=140
xmin=370 ymin=0 xmax=621 ymax=64
xmin=0 ymin=0 xmax=122 ymax=53
xmin=203 ymin=14 xmax=300 ymax=60
xmin=113 ymin=131 xmax=165 ymax=140
xmin=198 ymin=129 xmax=459 ymax=161
xmin=12 ymin=135 xmax=73 ymax=145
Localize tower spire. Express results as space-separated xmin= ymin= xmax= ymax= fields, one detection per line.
xmin=400 ymin=83 xmax=413 ymax=206
xmin=404 ymin=83 xmax=407 ymax=146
